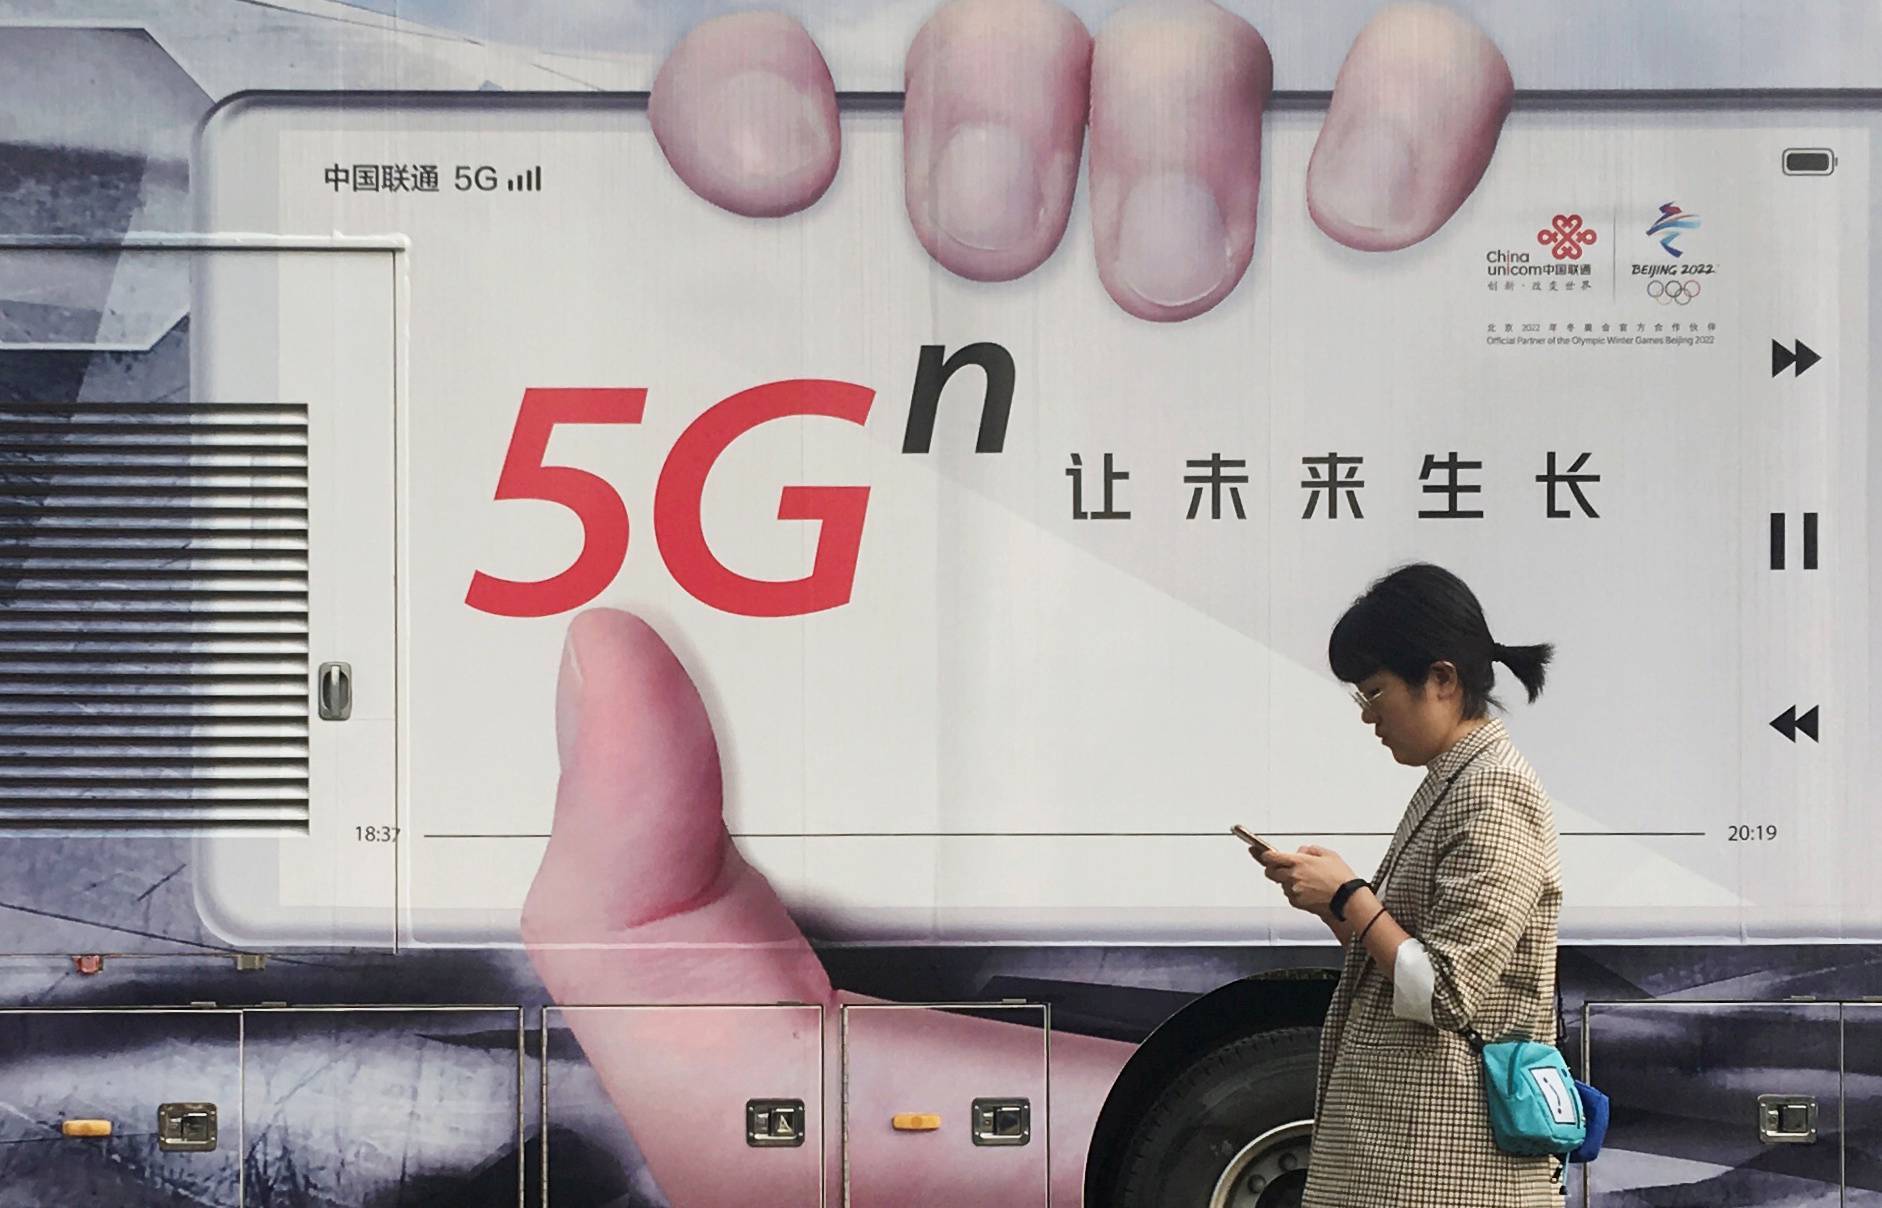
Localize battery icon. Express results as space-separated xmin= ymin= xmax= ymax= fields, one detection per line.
xmin=1782 ymin=147 xmax=1836 ymax=176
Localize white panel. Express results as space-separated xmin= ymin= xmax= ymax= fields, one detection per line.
xmin=189 ymin=246 xmax=398 ymax=947
xmin=190 ymin=97 xmax=1879 ymax=946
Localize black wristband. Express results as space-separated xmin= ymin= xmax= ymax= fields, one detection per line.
xmin=1355 ymin=906 xmax=1387 ymax=944
xmin=1329 ymin=878 xmax=1371 ymax=922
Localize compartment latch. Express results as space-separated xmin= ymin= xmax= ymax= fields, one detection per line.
xmin=157 ymin=1103 xmax=218 ymax=1152
xmin=971 ymin=1098 xmax=1030 ymax=1147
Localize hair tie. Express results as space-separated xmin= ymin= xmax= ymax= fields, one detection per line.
xmin=1491 ymin=642 xmax=1509 ymax=661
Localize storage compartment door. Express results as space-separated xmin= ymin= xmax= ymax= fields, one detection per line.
xmin=0 ymin=1007 xmax=241 ymax=1207
xmin=544 ymin=1003 xmax=826 ymax=1206
xmin=241 ymin=1006 xmax=524 ymax=1206
xmin=1585 ymin=1001 xmax=1841 ymax=1205
xmin=842 ymin=1002 xmax=1048 ymax=1208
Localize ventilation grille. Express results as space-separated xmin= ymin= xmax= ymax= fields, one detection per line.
xmin=0 ymin=401 xmax=309 ymax=830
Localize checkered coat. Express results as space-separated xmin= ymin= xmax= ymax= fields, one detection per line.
xmin=1301 ymin=719 xmax=1565 ymax=1207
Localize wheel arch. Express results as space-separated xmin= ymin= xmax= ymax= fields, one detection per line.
xmin=1082 ymin=968 xmax=1338 ymax=1204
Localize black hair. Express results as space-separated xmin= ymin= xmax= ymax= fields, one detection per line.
xmin=1327 ymin=562 xmax=1552 ymax=719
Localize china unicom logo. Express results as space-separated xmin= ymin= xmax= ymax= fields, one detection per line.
xmin=1536 ymin=214 xmax=1597 ymax=259
xmin=1647 ymin=203 xmax=1700 ymax=257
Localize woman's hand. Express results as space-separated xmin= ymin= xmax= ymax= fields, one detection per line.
xmin=1257 ymin=844 xmax=1359 ymax=914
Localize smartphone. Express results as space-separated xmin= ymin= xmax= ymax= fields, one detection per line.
xmin=1231 ymin=826 xmax=1275 ymax=858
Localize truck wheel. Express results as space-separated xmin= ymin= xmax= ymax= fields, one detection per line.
xmin=1109 ymin=1027 xmax=1319 ymax=1208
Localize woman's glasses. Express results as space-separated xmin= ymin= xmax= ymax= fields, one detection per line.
xmin=1351 ymin=686 xmax=1385 ymax=711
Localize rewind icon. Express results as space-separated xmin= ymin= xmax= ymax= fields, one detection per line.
xmin=1770 ymin=705 xmax=1821 ymax=743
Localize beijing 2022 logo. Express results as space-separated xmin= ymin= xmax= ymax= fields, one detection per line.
xmin=1646 ymin=202 xmax=1700 ymax=257
xmin=1633 ymin=201 xmax=1714 ymax=303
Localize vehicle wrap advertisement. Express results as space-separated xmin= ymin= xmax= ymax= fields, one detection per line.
xmin=0 ymin=2 xmax=1877 ymax=1205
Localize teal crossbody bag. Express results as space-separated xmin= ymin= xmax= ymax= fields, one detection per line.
xmin=1375 ymin=746 xmax=1587 ymax=1157
xmin=1460 ymin=1027 xmax=1587 ymax=1155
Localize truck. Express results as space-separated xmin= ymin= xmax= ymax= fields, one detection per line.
xmin=0 ymin=2 xmax=1878 ymax=1204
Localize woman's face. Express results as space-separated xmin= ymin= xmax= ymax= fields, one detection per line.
xmin=1352 ymin=664 xmax=1466 ymax=766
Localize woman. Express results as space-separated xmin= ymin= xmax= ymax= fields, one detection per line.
xmin=1260 ymin=562 xmax=1565 ymax=1206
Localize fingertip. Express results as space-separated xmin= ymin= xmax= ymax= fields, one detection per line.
xmin=650 ymin=11 xmax=840 ymax=218
xmin=564 ymin=608 xmax=713 ymax=758
xmin=1307 ymin=1 xmax=1512 ymax=251
xmin=565 ymin=605 xmax=666 ymax=668
xmin=550 ymin=608 xmax=721 ymax=851
xmin=557 ymin=609 xmax=667 ymax=763
xmin=903 ymin=0 xmax=1091 ymax=281
xmin=1089 ymin=0 xmax=1271 ymax=322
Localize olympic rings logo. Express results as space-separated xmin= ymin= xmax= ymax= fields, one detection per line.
xmin=1647 ymin=278 xmax=1701 ymax=304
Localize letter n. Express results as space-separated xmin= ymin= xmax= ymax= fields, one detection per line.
xmin=901 ymin=342 xmax=1014 ymax=455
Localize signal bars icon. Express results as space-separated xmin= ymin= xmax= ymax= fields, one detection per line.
xmin=506 ymin=166 xmax=542 ymax=193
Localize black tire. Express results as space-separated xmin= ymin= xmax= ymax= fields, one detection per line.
xmin=1109 ymin=1026 xmax=1319 ymax=1208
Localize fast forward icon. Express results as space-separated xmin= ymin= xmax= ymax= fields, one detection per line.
xmin=1770 ymin=705 xmax=1821 ymax=743
xmin=1771 ymin=338 xmax=1822 ymax=378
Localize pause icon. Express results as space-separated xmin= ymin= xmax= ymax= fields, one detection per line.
xmin=1769 ymin=512 xmax=1819 ymax=570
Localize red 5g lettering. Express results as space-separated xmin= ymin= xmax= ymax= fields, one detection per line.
xmin=464 ymin=380 xmax=876 ymax=619
xmin=655 ymin=380 xmax=874 ymax=617
xmin=463 ymin=387 xmax=645 ymax=619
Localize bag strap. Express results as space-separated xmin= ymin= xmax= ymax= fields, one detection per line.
xmin=1555 ymin=960 xmax=1568 ymax=1053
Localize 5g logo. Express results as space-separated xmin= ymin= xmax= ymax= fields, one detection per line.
xmin=464 ymin=344 xmax=1014 ymax=619
xmin=463 ymin=381 xmax=873 ymax=619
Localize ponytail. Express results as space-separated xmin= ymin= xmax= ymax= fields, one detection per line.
xmin=1492 ymin=641 xmax=1554 ymax=704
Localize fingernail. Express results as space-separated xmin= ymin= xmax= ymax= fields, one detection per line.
xmin=555 ymin=630 xmax=583 ymax=771
xmin=932 ymin=122 xmax=1042 ymax=252
xmin=1115 ymin=172 xmax=1229 ymax=309
xmin=1313 ymin=117 xmax=1418 ymax=232
xmin=709 ymin=69 xmax=831 ymax=183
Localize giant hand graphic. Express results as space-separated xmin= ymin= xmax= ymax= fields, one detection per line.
xmin=526 ymin=2 xmax=1512 ymax=1201
xmin=647 ymin=0 xmax=1512 ymax=320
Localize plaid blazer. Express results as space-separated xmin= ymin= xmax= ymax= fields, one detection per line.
xmin=1301 ymin=719 xmax=1565 ymax=1207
